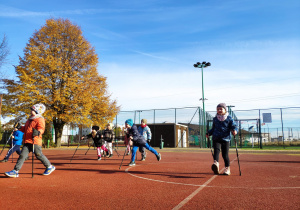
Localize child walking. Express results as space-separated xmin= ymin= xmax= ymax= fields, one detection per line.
xmin=138 ymin=119 xmax=152 ymax=161
xmin=1 ymin=125 xmax=24 ymax=163
xmin=102 ymin=123 xmax=115 ymax=158
xmin=82 ymin=126 xmax=109 ymax=160
xmin=125 ymin=119 xmax=161 ymax=166
xmin=206 ymin=103 xmax=238 ymax=175
xmin=5 ymin=103 xmax=55 ymax=178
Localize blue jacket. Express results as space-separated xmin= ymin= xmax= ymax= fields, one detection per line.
xmin=138 ymin=126 xmax=151 ymax=141
xmin=128 ymin=124 xmax=146 ymax=146
xmin=13 ymin=130 xmax=24 ymax=145
xmin=207 ymin=115 xmax=238 ymax=142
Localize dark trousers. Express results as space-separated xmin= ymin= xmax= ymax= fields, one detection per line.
xmin=213 ymin=139 xmax=230 ymax=167
xmin=4 ymin=145 xmax=22 ymax=160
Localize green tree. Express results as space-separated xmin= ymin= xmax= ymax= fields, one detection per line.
xmin=2 ymin=18 xmax=119 ymax=147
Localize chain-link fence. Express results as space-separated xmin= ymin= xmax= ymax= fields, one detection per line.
xmin=114 ymin=106 xmax=300 ymax=149
xmin=1 ymin=107 xmax=299 ymax=149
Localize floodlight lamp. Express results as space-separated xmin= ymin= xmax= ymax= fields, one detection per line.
xmin=206 ymin=62 xmax=211 ymax=66
xmin=197 ymin=62 xmax=201 ymax=65
xmin=193 ymin=64 xmax=198 ymax=67
xmin=202 ymin=61 xmax=206 ymax=65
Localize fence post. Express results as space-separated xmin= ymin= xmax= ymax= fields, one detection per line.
xmin=198 ymin=107 xmax=202 ymax=148
xmin=175 ymin=108 xmax=177 ymax=124
xmin=280 ymin=108 xmax=285 ymax=149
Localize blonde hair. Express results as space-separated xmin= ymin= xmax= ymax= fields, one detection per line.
xmin=107 ymin=123 xmax=114 ymax=130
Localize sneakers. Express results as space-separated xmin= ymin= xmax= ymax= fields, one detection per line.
xmin=141 ymin=156 xmax=146 ymax=161
xmin=5 ymin=170 xmax=19 ymax=178
xmin=126 ymin=149 xmax=130 ymax=155
xmin=128 ymin=161 xmax=136 ymax=166
xmin=43 ymin=165 xmax=56 ymax=176
xmin=211 ymin=161 xmax=219 ymax=175
xmin=223 ymin=167 xmax=231 ymax=175
xmin=0 ymin=159 xmax=8 ymax=163
xmin=109 ymin=154 xmax=113 ymax=158
xmin=98 ymin=156 xmax=101 ymax=161
xmin=156 ymin=153 xmax=161 ymax=161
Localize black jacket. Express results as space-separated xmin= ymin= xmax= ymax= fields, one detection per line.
xmin=128 ymin=124 xmax=146 ymax=146
xmin=103 ymin=129 xmax=115 ymax=143
xmin=86 ymin=130 xmax=104 ymax=147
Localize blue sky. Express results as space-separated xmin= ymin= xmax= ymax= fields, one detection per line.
xmin=1 ymin=0 xmax=300 ymax=114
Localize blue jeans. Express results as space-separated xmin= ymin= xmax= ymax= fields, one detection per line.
xmin=131 ymin=143 xmax=158 ymax=162
xmin=4 ymin=144 xmax=21 ymax=160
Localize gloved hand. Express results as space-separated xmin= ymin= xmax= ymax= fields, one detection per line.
xmin=32 ymin=128 xmax=40 ymax=138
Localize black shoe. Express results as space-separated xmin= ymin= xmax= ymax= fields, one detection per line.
xmin=0 ymin=159 xmax=8 ymax=163
xmin=141 ymin=156 xmax=146 ymax=161
xmin=98 ymin=157 xmax=101 ymax=161
xmin=156 ymin=153 xmax=161 ymax=161
xmin=109 ymin=154 xmax=113 ymax=158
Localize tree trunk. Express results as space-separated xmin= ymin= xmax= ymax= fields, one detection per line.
xmin=53 ymin=118 xmax=65 ymax=148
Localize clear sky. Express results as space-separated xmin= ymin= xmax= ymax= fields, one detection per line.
xmin=1 ymin=0 xmax=300 ymax=113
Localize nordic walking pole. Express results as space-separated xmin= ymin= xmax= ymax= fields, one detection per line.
xmin=85 ymin=143 xmax=92 ymax=155
xmin=0 ymin=135 xmax=12 ymax=156
xmin=103 ymin=145 xmax=106 ymax=161
xmin=119 ymin=147 xmax=128 ymax=170
xmin=234 ymin=135 xmax=242 ymax=176
xmin=31 ymin=128 xmax=39 ymax=178
xmin=207 ymin=136 xmax=214 ymax=159
xmin=32 ymin=139 xmax=34 ymax=178
xmin=11 ymin=140 xmax=13 ymax=163
xmin=113 ymin=142 xmax=120 ymax=157
xmin=70 ymin=138 xmax=81 ymax=162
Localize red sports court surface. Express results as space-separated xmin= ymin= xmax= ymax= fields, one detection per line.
xmin=0 ymin=147 xmax=299 ymax=209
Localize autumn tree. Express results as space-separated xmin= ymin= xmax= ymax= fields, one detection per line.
xmin=0 ymin=34 xmax=9 ymax=71
xmin=2 ymin=18 xmax=119 ymax=147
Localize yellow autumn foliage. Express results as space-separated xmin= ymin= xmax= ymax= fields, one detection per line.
xmin=2 ymin=18 xmax=119 ymax=147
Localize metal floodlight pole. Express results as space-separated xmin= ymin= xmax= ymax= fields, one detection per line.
xmin=194 ymin=61 xmax=211 ymax=147
xmin=201 ymin=66 xmax=206 ymax=147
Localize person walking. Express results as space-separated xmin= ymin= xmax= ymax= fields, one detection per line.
xmin=0 ymin=125 xmax=24 ymax=163
xmin=5 ymin=103 xmax=55 ymax=178
xmin=102 ymin=123 xmax=115 ymax=158
xmin=137 ymin=119 xmax=151 ymax=161
xmin=125 ymin=119 xmax=161 ymax=166
xmin=82 ymin=126 xmax=109 ymax=160
xmin=206 ymin=103 xmax=238 ymax=175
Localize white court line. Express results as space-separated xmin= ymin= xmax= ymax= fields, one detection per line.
xmin=171 ymin=157 xmax=237 ymax=210
xmin=125 ymin=156 xmax=300 ymax=209
xmin=172 ymin=174 xmax=218 ymax=210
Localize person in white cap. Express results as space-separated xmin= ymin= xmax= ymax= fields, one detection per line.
xmin=5 ymin=103 xmax=55 ymax=178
